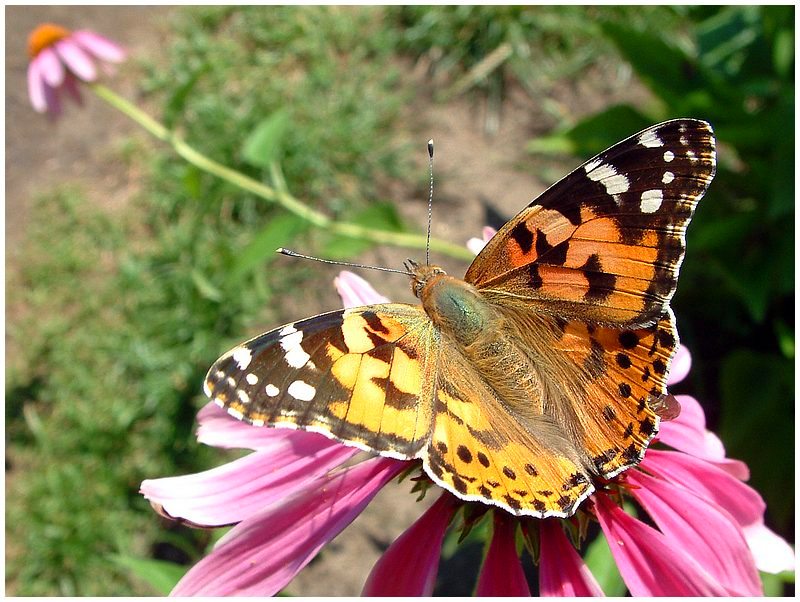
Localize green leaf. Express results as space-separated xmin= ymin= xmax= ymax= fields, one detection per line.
xmin=583 ymin=534 xmax=627 ymax=596
xmin=774 ymin=320 xmax=794 ymax=359
xmin=600 ymin=20 xmax=711 ymax=112
xmin=528 ymin=105 xmax=655 ymax=159
xmin=163 ymin=62 xmax=211 ymax=130
xmin=322 ymin=202 xmax=405 ymax=259
xmin=719 ymin=350 xmax=794 ymax=529
xmin=111 ymin=555 xmax=187 ymax=595
xmin=190 ymin=268 xmax=223 ymax=302
xmin=228 ymin=213 xmax=309 ymax=283
xmin=242 ymin=109 xmax=292 ymax=168
xmin=761 ymin=569 xmax=795 ymax=596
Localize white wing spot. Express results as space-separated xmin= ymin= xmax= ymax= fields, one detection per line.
xmin=679 ymin=135 xmax=689 ymax=146
xmin=251 ymin=419 xmax=265 ymax=427
xmin=638 ymin=130 xmax=663 ymax=148
xmin=237 ymin=390 xmax=251 ymax=404
xmin=265 ymin=383 xmax=280 ymax=397
xmin=664 ymin=150 xmax=675 ymax=162
xmin=640 ymin=189 xmax=664 ymax=213
xmin=226 ymin=376 xmax=236 ymax=388
xmin=686 ymin=150 xmax=698 ymax=163
xmin=246 ymin=373 xmax=259 ymax=385
xmin=203 ymin=381 xmax=212 ymax=397
xmin=232 ymin=347 xmax=252 ymax=370
xmin=288 ymin=380 xmax=316 ymax=401
xmin=662 ymin=171 xmax=675 ymax=184
xmin=584 ymin=159 xmax=630 ymax=195
xmin=226 ymin=407 xmax=244 ymax=421
xmin=280 ymin=324 xmax=311 ymax=369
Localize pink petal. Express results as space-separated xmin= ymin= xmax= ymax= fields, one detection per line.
xmin=41 ymin=79 xmax=62 ymax=118
xmin=362 ymin=492 xmax=458 ymax=595
xmin=466 ymin=236 xmax=487 ymax=255
xmin=54 ymin=38 xmax=97 ymax=81
xmin=36 ymin=46 xmax=65 ymax=87
xmin=171 ymin=456 xmax=405 ymax=595
xmin=476 ymin=512 xmax=531 ymax=596
xmin=334 ymin=270 xmax=389 ymax=308
xmin=61 ymin=73 xmax=83 ymax=105
xmin=72 ymin=30 xmax=126 ymax=63
xmin=466 ymin=226 xmax=497 ymax=255
xmin=666 ymin=344 xmax=691 ymax=385
xmin=742 ymin=523 xmax=796 ymax=574
xmin=640 ymin=449 xmax=764 ymax=531
xmin=27 ymin=57 xmax=48 ymax=112
xmin=658 ymin=395 xmax=724 ymax=458
xmin=593 ymin=495 xmax=728 ymax=596
xmin=539 ymin=519 xmax=604 ymax=596
xmin=627 ymin=469 xmax=761 ymax=595
xmin=656 ymin=396 xmax=751 ymax=479
xmin=141 ymin=434 xmax=358 ymax=526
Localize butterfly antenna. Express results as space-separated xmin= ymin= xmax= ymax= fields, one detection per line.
xmin=276 ymin=248 xmax=412 ymax=275
xmin=426 ymin=139 xmax=434 ymax=266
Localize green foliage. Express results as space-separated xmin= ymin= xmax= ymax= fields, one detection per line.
xmin=241 ymin=109 xmax=292 ymax=169
xmin=583 ymin=533 xmax=627 ymax=596
xmin=142 ymin=6 xmax=409 ymax=218
xmin=392 ymin=6 xmax=680 ymax=103
xmin=526 ymin=5 xmax=794 ymax=536
xmin=112 ymin=555 xmax=188 ymax=595
xmin=6 ymin=187 xmax=237 ymax=595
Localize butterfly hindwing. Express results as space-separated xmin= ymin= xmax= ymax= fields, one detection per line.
xmin=545 ymin=309 xmax=677 ymax=478
xmin=205 ymin=304 xmax=438 ymax=458
xmin=466 ymin=119 xmax=715 ymax=326
xmin=425 ymin=340 xmax=595 ymax=517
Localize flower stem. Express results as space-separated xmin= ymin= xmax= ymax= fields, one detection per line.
xmin=90 ymin=83 xmax=474 ymax=261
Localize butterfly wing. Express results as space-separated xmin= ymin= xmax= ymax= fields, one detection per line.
xmin=494 ymin=304 xmax=678 ymax=481
xmin=425 ymin=339 xmax=595 ymax=517
xmin=465 ymin=119 xmax=716 ymax=327
xmin=204 ymin=304 xmax=439 ymax=458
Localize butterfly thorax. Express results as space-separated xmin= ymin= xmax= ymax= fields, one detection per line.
xmin=413 ymin=266 xmax=488 ymax=346
xmin=413 ymin=264 xmax=549 ymax=418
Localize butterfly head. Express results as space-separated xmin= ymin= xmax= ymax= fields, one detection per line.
xmin=408 ymin=262 xmax=447 ymax=299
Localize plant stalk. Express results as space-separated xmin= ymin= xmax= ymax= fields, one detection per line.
xmin=90 ymin=83 xmax=474 ymax=261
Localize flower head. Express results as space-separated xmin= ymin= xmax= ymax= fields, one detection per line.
xmin=26 ymin=23 xmax=125 ymax=117
xmin=142 ymin=228 xmax=793 ymax=595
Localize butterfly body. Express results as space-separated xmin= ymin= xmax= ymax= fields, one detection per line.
xmin=205 ymin=119 xmax=716 ymax=517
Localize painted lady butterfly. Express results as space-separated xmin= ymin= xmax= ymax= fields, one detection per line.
xmin=204 ymin=119 xmax=716 ymax=518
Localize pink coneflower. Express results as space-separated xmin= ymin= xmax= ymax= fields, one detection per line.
xmin=142 ymin=231 xmax=793 ymax=596
xmin=26 ymin=23 xmax=125 ymax=117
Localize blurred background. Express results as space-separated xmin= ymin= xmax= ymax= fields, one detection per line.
xmin=6 ymin=5 xmax=794 ymax=596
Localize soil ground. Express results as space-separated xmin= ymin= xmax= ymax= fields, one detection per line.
xmin=5 ymin=6 xmax=642 ymax=596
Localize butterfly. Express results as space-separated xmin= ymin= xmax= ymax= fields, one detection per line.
xmin=204 ymin=119 xmax=716 ymax=518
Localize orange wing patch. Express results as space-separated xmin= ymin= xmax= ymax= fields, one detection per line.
xmin=549 ymin=310 xmax=678 ymax=477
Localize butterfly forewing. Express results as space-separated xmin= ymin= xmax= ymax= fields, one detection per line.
xmin=466 ymin=119 xmax=715 ymax=327
xmin=205 ymin=304 xmax=439 ymax=458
